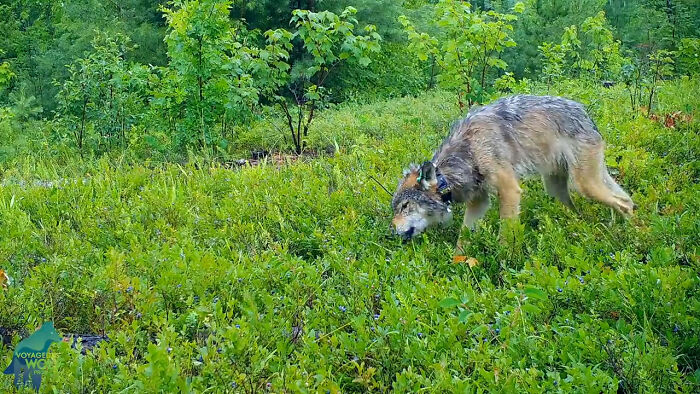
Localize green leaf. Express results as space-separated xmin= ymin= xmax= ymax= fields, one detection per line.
xmin=458 ymin=309 xmax=472 ymax=323
xmin=438 ymin=297 xmax=461 ymax=309
xmin=513 ymin=2 xmax=526 ymax=14
xmin=522 ymin=303 xmax=540 ymax=314
xmin=524 ymin=286 xmax=547 ymax=301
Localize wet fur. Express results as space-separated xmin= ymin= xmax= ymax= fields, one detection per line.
xmin=391 ymin=95 xmax=634 ymax=241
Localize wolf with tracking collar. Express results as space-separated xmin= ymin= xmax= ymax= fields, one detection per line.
xmin=390 ymin=95 xmax=634 ymax=250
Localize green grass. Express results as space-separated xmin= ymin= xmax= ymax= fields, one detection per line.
xmin=1 ymin=79 xmax=699 ymax=392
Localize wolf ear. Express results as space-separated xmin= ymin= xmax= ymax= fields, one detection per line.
xmin=418 ymin=161 xmax=437 ymax=190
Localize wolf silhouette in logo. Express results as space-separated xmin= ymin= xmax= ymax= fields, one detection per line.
xmin=3 ymin=322 xmax=62 ymax=391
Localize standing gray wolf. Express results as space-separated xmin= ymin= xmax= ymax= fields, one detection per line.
xmin=390 ymin=95 xmax=634 ymax=249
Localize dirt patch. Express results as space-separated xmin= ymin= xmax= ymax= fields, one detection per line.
xmin=223 ymin=147 xmax=333 ymax=168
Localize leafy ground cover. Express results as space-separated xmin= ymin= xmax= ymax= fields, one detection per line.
xmin=1 ymin=79 xmax=699 ymax=392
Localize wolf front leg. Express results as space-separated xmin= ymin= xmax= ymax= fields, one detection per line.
xmin=493 ymin=168 xmax=524 ymax=248
xmin=494 ymin=167 xmax=522 ymax=220
xmin=455 ymin=192 xmax=490 ymax=256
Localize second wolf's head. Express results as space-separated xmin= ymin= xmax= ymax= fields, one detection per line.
xmin=391 ymin=161 xmax=452 ymax=240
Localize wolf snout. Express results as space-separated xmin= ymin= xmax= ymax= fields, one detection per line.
xmin=391 ymin=226 xmax=415 ymax=242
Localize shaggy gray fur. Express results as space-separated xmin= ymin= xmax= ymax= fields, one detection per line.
xmin=390 ymin=94 xmax=634 ymax=241
xmin=433 ymin=95 xmax=602 ymax=200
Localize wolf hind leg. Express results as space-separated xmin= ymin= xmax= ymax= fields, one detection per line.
xmin=571 ymin=144 xmax=634 ymax=215
xmin=542 ymin=171 xmax=575 ymax=209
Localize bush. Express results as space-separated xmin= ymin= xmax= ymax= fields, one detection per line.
xmin=1 ymin=78 xmax=699 ymax=392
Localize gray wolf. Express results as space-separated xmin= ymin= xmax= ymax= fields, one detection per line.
xmin=390 ymin=95 xmax=634 ymax=249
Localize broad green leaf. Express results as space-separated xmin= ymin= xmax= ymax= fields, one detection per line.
xmin=458 ymin=309 xmax=472 ymax=323
xmin=522 ymin=303 xmax=540 ymax=314
xmin=524 ymin=286 xmax=547 ymax=301
xmin=438 ymin=297 xmax=461 ymax=309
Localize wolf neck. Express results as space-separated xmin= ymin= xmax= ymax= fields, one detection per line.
xmin=432 ymin=145 xmax=483 ymax=201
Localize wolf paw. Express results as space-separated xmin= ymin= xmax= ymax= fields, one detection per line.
xmin=613 ymin=195 xmax=635 ymax=216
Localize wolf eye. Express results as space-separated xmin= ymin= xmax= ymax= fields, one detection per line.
xmin=400 ymin=202 xmax=409 ymax=211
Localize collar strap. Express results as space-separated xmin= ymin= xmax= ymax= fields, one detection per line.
xmin=436 ymin=172 xmax=452 ymax=203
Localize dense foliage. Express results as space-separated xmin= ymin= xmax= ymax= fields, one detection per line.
xmin=1 ymin=79 xmax=699 ymax=392
xmin=1 ymin=0 xmax=698 ymax=159
xmin=0 ymin=0 xmax=699 ymax=392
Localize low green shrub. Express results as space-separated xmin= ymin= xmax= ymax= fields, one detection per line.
xmin=0 ymin=78 xmax=698 ymax=392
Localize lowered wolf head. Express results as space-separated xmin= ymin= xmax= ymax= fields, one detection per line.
xmin=391 ymin=161 xmax=452 ymax=240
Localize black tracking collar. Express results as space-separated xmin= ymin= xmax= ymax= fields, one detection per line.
xmin=436 ymin=171 xmax=452 ymax=204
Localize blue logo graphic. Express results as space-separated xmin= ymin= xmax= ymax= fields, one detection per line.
xmin=3 ymin=322 xmax=62 ymax=391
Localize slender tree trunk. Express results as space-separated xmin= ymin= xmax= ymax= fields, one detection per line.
xmin=197 ymin=37 xmax=207 ymax=154
xmin=108 ymin=77 xmax=114 ymax=142
xmin=280 ymin=101 xmax=300 ymax=153
xmin=296 ymin=102 xmax=303 ymax=154
xmin=79 ymin=97 xmax=87 ymax=157
xmin=666 ymin=0 xmax=676 ymax=45
xmin=301 ymin=102 xmax=315 ymax=153
xmin=428 ymin=55 xmax=436 ymax=90
xmin=647 ymin=72 xmax=657 ymax=114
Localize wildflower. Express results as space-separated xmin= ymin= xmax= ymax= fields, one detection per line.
xmin=339 ymin=306 xmax=347 ymax=312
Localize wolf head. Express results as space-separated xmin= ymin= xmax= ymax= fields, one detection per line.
xmin=391 ymin=161 xmax=452 ymax=240
xmin=37 ymin=322 xmax=62 ymax=344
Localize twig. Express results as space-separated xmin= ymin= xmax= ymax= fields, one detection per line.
xmin=369 ymin=175 xmax=392 ymax=198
